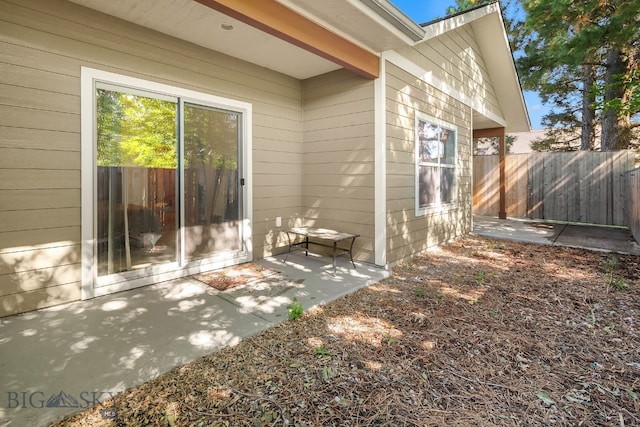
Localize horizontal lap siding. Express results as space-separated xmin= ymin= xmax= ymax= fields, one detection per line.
xmin=0 ymin=0 xmax=303 ymax=316
xmin=302 ymin=70 xmax=375 ymax=262
xmin=385 ymin=62 xmax=472 ymax=265
xmin=395 ymin=26 xmax=501 ymax=120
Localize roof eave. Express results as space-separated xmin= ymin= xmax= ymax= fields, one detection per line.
xmin=420 ymin=1 xmax=501 ymax=42
xmin=357 ymin=0 xmax=425 ymax=42
xmin=421 ymin=3 xmax=531 ymax=132
xmin=476 ymin=10 xmax=531 ymax=132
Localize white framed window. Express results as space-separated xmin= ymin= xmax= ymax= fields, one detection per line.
xmin=415 ymin=112 xmax=457 ymax=216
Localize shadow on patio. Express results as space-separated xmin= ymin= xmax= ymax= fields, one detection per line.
xmin=0 ymin=253 xmax=389 ymax=427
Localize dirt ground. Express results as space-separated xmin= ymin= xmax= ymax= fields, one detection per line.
xmin=51 ymin=235 xmax=640 ymax=426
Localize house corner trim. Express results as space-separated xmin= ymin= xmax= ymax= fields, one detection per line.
xmin=374 ymin=54 xmax=387 ymax=267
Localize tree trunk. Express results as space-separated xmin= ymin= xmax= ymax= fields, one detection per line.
xmin=581 ymin=63 xmax=596 ymax=150
xmin=601 ymin=48 xmax=628 ymax=150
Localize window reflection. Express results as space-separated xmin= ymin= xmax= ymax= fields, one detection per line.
xmin=96 ymin=89 xmax=177 ymax=276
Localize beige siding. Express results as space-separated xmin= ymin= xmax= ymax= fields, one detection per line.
xmin=395 ymin=25 xmax=502 ymax=120
xmin=301 ymin=70 xmax=375 ymax=262
xmin=385 ymin=62 xmax=473 ymax=265
xmin=0 ymin=0 xmax=304 ymax=316
xmin=0 ymin=189 xmax=80 ymax=211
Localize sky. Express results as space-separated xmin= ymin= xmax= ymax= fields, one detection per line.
xmin=389 ymin=0 xmax=547 ymax=130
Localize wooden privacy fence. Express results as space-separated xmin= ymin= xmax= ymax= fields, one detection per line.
xmin=473 ymin=151 xmax=634 ymax=226
xmin=627 ymin=167 xmax=640 ymax=243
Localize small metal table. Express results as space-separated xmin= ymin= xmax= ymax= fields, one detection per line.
xmin=283 ymin=227 xmax=359 ymax=274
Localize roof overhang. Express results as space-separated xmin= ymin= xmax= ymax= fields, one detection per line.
xmin=421 ymin=3 xmax=531 ymax=132
xmin=67 ymin=0 xmax=529 ymax=131
xmin=67 ymin=0 xmax=422 ymax=80
xmin=195 ymin=0 xmax=380 ymax=79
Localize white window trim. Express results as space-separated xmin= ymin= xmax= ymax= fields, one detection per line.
xmin=80 ymin=67 xmax=253 ymax=299
xmin=414 ymin=112 xmax=458 ymax=217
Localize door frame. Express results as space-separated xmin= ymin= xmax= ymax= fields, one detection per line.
xmin=80 ymin=67 xmax=253 ymax=300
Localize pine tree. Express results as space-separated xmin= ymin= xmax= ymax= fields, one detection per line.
xmin=518 ymin=0 xmax=639 ymax=151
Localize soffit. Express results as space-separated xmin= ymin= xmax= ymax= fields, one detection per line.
xmin=68 ymin=0 xmax=342 ymax=79
xmin=473 ymin=112 xmax=501 ymax=130
xmin=68 ymin=0 xmax=421 ymax=79
xmin=195 ymin=0 xmax=380 ymax=78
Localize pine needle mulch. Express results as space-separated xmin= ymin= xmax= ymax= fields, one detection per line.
xmin=50 ymin=235 xmax=640 ymax=426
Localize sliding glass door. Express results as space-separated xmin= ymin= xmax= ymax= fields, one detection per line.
xmin=94 ymin=85 xmax=244 ymax=282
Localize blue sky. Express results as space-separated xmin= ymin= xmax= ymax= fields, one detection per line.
xmin=389 ymin=0 xmax=453 ymax=23
xmin=389 ymin=0 xmax=546 ymax=130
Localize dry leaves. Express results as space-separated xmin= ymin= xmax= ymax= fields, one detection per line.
xmin=51 ymin=236 xmax=640 ymax=426
xmin=193 ymin=263 xmax=281 ymax=291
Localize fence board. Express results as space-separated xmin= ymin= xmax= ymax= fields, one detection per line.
xmin=472 ymin=155 xmax=499 ymax=216
xmin=606 ymin=152 xmax=613 ymax=223
xmin=579 ymin=152 xmax=588 ymax=222
xmin=556 ymin=153 xmax=568 ymax=221
xmin=528 ymin=154 xmax=544 ymax=218
xmin=587 ymin=153 xmax=599 ymax=224
xmin=613 ymin=152 xmax=622 ymax=225
xmin=473 ymin=150 xmax=634 ymax=226
xmin=601 ymin=153 xmax=609 ymax=224
xmin=627 ymin=167 xmax=640 ymax=243
xmin=505 ymin=154 xmax=528 ymax=217
xmin=613 ymin=151 xmax=631 ymax=226
xmin=543 ymin=154 xmax=556 ymax=220
xmin=565 ymin=152 xmax=579 ymax=222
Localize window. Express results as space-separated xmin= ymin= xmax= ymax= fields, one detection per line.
xmin=415 ymin=113 xmax=457 ymax=215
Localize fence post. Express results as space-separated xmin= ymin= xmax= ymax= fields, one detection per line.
xmin=473 ymin=127 xmax=507 ymax=219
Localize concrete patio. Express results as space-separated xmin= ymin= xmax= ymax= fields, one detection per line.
xmin=0 ymin=253 xmax=390 ymax=427
xmin=473 ymin=215 xmax=640 ymax=255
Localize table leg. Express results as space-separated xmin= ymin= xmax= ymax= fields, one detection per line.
xmin=283 ymin=231 xmax=293 ymax=263
xmin=348 ymin=236 xmax=357 ymax=269
xmin=332 ymin=241 xmax=337 ymax=274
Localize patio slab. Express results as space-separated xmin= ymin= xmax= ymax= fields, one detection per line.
xmin=554 ymin=223 xmax=640 ymax=254
xmin=473 ymin=215 xmax=564 ymax=245
xmin=474 ymin=215 xmax=640 ymax=255
xmin=0 ymin=253 xmax=389 ymax=427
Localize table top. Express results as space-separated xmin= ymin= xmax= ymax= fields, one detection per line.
xmin=288 ymin=227 xmax=358 ymax=242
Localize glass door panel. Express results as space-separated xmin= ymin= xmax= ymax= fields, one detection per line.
xmin=183 ymin=103 xmax=241 ymax=260
xmin=96 ymin=89 xmax=178 ymax=276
